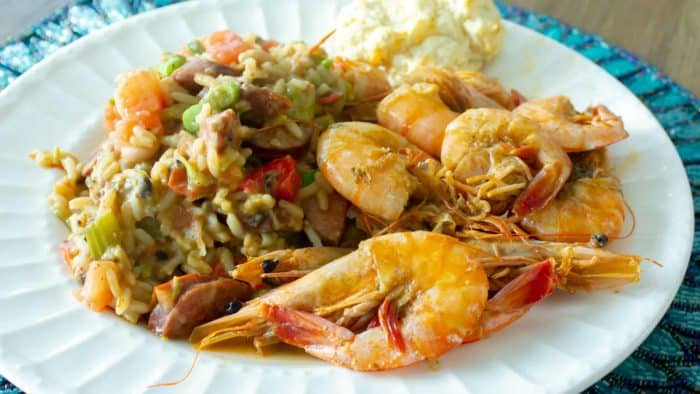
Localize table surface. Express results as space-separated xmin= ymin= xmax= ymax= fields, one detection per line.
xmin=508 ymin=0 xmax=700 ymax=96
xmin=3 ymin=0 xmax=699 ymax=95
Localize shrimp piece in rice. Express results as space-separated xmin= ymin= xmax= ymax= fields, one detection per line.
xmin=334 ymin=57 xmax=392 ymax=103
xmin=442 ymin=108 xmax=571 ymax=217
xmin=108 ymin=69 xmax=166 ymax=165
xmin=520 ymin=149 xmax=625 ymax=242
xmin=77 ymin=260 xmax=120 ymax=312
xmin=192 ymin=231 xmax=490 ymax=370
xmin=514 ymin=96 xmax=628 ymax=152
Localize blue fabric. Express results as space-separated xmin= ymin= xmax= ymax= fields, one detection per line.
xmin=0 ymin=1 xmax=697 ymax=392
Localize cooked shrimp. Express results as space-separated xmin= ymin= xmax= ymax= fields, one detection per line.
xmin=192 ymin=231 xmax=490 ymax=370
xmin=377 ymin=68 xmax=506 ymax=157
xmin=77 ymin=260 xmax=119 ymax=312
xmin=456 ymin=70 xmax=521 ymax=110
xmin=519 ymin=149 xmax=625 ymax=242
xmin=316 ymin=122 xmax=421 ymax=221
xmin=442 ymin=108 xmax=571 ymax=217
xmin=334 ymin=57 xmax=392 ymax=122
xmin=405 ymin=67 xmax=502 ymax=110
xmin=514 ymin=96 xmax=628 ymax=152
xmin=231 ymin=247 xmax=351 ymax=288
xmin=108 ymin=69 xmax=166 ymax=165
xmin=377 ymin=83 xmax=459 ymax=157
xmin=333 ymin=57 xmax=391 ymax=103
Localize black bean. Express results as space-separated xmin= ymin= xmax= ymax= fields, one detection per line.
xmin=155 ymin=250 xmax=168 ymax=261
xmin=224 ymin=299 xmax=243 ymax=315
xmin=139 ymin=176 xmax=153 ymax=198
xmin=261 ymin=259 xmax=279 ymax=273
xmin=248 ymin=213 xmax=266 ymax=227
xmin=590 ymin=233 xmax=608 ymax=248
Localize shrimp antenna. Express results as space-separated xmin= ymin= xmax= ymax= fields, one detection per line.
xmin=613 ymin=200 xmax=637 ymax=240
xmin=147 ymin=351 xmax=200 ymax=389
xmin=308 ymin=29 xmax=336 ymax=54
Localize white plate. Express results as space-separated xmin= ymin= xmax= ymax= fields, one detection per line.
xmin=0 ymin=0 xmax=693 ymax=393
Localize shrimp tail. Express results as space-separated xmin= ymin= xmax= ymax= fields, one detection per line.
xmin=584 ymin=105 xmax=629 ymax=150
xmin=464 ymin=260 xmax=556 ymax=343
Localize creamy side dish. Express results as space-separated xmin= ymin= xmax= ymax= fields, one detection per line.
xmin=331 ymin=0 xmax=504 ymax=81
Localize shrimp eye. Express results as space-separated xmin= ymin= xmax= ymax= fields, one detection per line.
xmin=261 ymin=258 xmax=279 ymax=273
xmin=590 ymin=233 xmax=608 ymax=247
xmin=224 ymin=299 xmax=243 ymax=315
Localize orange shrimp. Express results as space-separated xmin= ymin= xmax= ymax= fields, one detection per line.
xmin=192 ymin=231 xmax=490 ymax=370
xmin=514 ymin=96 xmax=628 ymax=152
xmin=520 ymin=149 xmax=625 ymax=242
xmin=442 ymin=108 xmax=572 ymax=217
xmin=108 ymin=69 xmax=165 ymax=164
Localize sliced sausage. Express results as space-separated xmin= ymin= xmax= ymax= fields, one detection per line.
xmin=239 ymin=85 xmax=291 ymax=127
xmin=172 ymin=58 xmax=239 ymax=93
xmin=148 ymin=277 xmax=251 ymax=338
xmin=301 ymin=191 xmax=348 ymax=245
xmin=247 ymin=122 xmax=313 ymax=159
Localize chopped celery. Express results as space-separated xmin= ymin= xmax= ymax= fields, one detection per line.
xmin=203 ymin=82 xmax=240 ymax=111
xmin=182 ymin=103 xmax=202 ymax=134
xmin=313 ymin=114 xmax=334 ymax=131
xmin=174 ymin=152 xmax=207 ymax=187
xmin=171 ymin=275 xmax=184 ymax=300
xmin=86 ymin=210 xmax=120 ymax=259
xmin=162 ymin=102 xmax=190 ymax=120
xmin=343 ymin=80 xmax=354 ymax=102
xmin=187 ymin=40 xmax=205 ymax=54
xmin=160 ymin=54 xmax=186 ymax=77
xmin=134 ymin=261 xmax=155 ymax=281
xmin=286 ymin=84 xmax=315 ymax=122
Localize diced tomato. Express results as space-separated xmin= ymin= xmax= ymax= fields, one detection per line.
xmin=167 ymin=166 xmax=211 ymax=201
xmin=239 ymin=155 xmax=301 ymax=202
xmin=168 ymin=167 xmax=189 ymax=196
xmin=318 ymin=91 xmax=344 ymax=105
xmin=204 ymin=30 xmax=253 ymax=65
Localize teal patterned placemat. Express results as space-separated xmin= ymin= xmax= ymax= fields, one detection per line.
xmin=1 ymin=1 xmax=698 ymax=392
